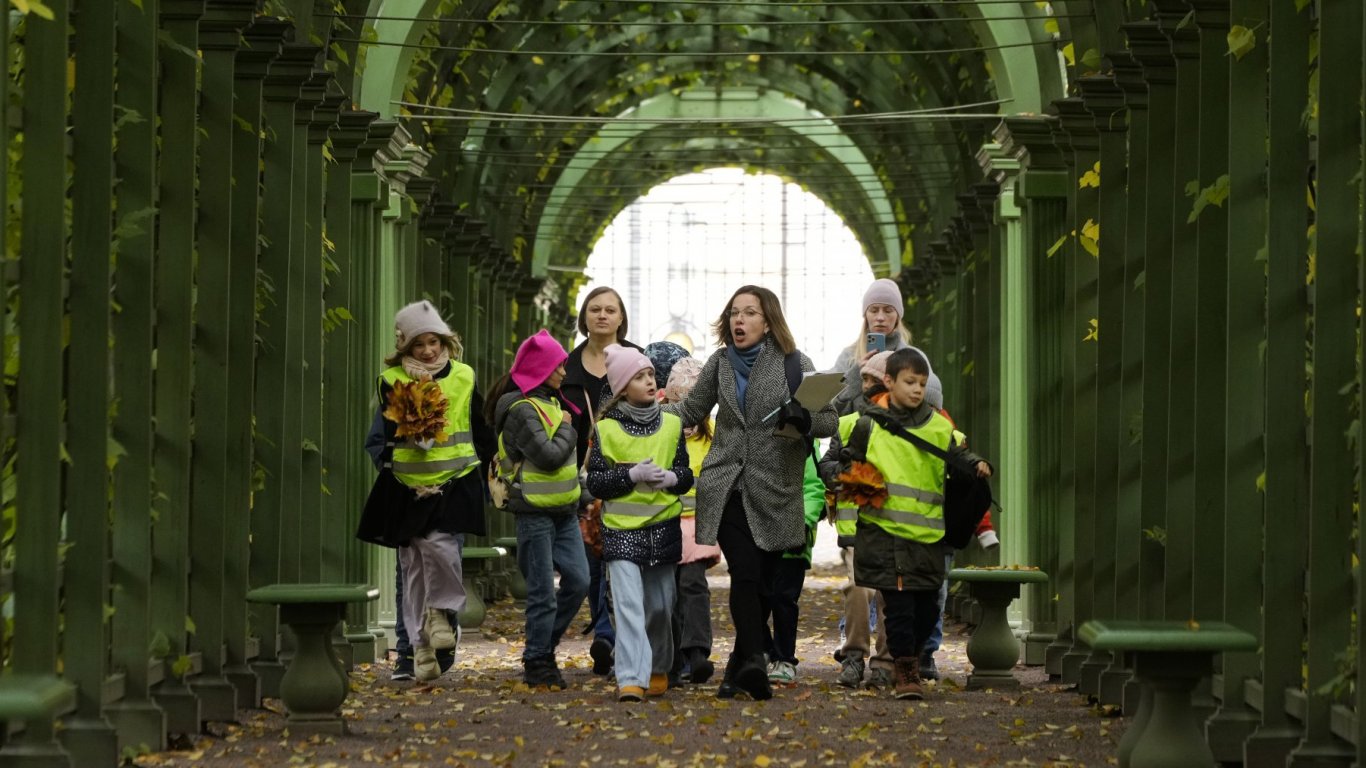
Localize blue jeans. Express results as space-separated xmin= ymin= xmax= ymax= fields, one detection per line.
xmin=586 ymin=551 xmax=616 ymax=644
xmin=516 ymin=514 xmax=590 ymax=661
xmin=923 ymin=552 xmax=954 ymax=655
xmin=394 ymin=533 xmax=465 ymax=657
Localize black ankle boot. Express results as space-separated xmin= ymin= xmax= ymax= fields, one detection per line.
xmin=734 ymin=654 xmax=773 ymax=701
xmin=716 ymin=654 xmax=741 ymax=699
xmin=688 ymin=648 xmax=715 ymax=685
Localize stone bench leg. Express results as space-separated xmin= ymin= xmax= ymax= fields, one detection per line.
xmin=276 ymin=603 xmax=350 ymax=736
xmin=963 ymin=581 xmax=1024 ymax=691
xmin=1118 ymin=651 xmax=1213 ymax=768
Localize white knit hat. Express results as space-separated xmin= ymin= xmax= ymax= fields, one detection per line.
xmin=393 ymin=300 xmax=453 ymax=351
xmin=862 ymin=278 xmax=904 ymax=316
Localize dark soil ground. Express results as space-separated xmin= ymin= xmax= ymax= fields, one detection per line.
xmin=135 ymin=569 xmax=1124 ymax=767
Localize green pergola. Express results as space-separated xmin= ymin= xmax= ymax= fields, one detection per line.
xmin=0 ymin=0 xmax=1363 ymax=765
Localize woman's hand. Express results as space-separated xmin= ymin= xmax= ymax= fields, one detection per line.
xmin=975 ymin=461 xmax=992 ymax=478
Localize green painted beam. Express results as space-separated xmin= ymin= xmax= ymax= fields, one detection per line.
xmin=150 ymin=1 xmax=203 ymax=734
xmin=63 ymin=0 xmax=119 ymax=759
xmin=109 ymin=0 xmax=169 ymax=751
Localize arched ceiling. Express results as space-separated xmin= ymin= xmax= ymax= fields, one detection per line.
xmin=326 ymin=0 xmax=1117 ymax=292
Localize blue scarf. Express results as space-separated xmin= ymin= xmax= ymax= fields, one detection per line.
xmin=726 ymin=340 xmax=765 ymax=412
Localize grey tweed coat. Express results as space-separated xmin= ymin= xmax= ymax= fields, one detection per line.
xmin=665 ymin=343 xmax=838 ymax=552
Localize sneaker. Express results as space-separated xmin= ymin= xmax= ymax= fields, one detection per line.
xmin=589 ymin=637 xmax=614 ymax=676
xmin=391 ymin=654 xmax=415 ymax=682
xmin=618 ymin=686 xmax=645 ymax=702
xmin=864 ymin=666 xmax=895 ymax=691
xmin=893 ymin=656 xmax=925 ymax=700
xmin=836 ymin=654 xmax=865 ymax=689
xmin=426 ymin=608 xmax=457 ymax=650
xmin=919 ymin=652 xmax=939 ymax=681
xmin=523 ymin=656 xmax=561 ymax=689
xmin=647 ymin=674 xmax=669 ymax=697
xmin=687 ymin=649 xmax=714 ymax=685
xmin=767 ymin=660 xmax=796 ymax=686
xmin=414 ymin=647 xmax=440 ymax=682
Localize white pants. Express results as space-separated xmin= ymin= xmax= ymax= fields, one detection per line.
xmin=399 ymin=530 xmax=466 ymax=648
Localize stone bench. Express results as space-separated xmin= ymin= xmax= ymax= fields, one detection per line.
xmin=457 ymin=546 xmax=507 ymax=629
xmin=948 ymin=567 xmax=1050 ymax=690
xmin=1078 ymin=619 xmax=1257 ymax=768
xmin=0 ymin=674 xmax=75 ymax=764
xmin=246 ymin=584 xmax=379 ymax=736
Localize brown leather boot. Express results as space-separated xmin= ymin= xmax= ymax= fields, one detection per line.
xmin=893 ymin=656 xmax=925 ymax=700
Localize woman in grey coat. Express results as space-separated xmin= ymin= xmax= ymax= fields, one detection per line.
xmin=828 ymin=278 xmax=915 ymax=416
xmin=666 ymin=285 xmax=838 ymax=700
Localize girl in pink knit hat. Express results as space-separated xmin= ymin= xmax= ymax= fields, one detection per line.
xmin=584 ymin=345 xmax=694 ymax=702
xmin=488 ymin=329 xmax=590 ymax=690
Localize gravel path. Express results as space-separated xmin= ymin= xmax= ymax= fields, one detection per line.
xmin=135 ymin=570 xmax=1124 ymax=767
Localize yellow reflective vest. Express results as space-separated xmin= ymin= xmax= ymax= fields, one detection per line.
xmin=837 ymin=410 xmax=954 ymax=544
xmin=679 ymin=426 xmax=712 ymax=519
xmin=833 ymin=413 xmax=862 ymax=543
xmin=596 ymin=414 xmax=684 ymax=530
xmin=380 ymin=364 xmax=478 ymax=488
xmin=495 ymin=397 xmax=581 ymax=508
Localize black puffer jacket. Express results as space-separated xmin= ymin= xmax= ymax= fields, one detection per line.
xmin=820 ymin=400 xmax=988 ymax=592
xmin=493 ymin=385 xmax=584 ymax=517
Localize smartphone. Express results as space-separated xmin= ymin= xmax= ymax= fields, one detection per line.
xmin=866 ymin=332 xmax=886 ymax=352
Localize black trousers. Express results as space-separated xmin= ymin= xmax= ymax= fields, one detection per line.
xmin=761 ymin=557 xmax=808 ymax=665
xmin=878 ymin=588 xmax=941 ymax=659
xmin=715 ymin=493 xmax=784 ymax=662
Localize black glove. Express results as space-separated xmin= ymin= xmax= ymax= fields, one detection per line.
xmin=775 ymin=400 xmax=812 ymax=436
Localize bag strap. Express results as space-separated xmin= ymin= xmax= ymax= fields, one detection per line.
xmin=845 ymin=414 xmax=875 ymax=462
xmin=783 ymin=351 xmax=803 ymax=398
xmin=864 ymin=411 xmax=956 ymax=467
xmin=580 ymin=390 xmax=597 ymax=474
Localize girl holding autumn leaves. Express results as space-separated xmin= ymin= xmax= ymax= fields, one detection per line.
xmin=356 ymin=301 xmax=497 ymax=682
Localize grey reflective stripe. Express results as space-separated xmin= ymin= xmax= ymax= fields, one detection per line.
xmin=836 ymin=507 xmax=858 ymax=521
xmin=680 ymin=496 xmax=696 ymax=510
xmin=401 ymin=431 xmax=472 ymax=449
xmin=863 ymin=506 xmax=946 ymax=530
xmin=885 ymin=482 xmax=946 ymax=507
xmin=392 ymin=455 xmax=479 ymax=475
xmin=522 ymin=478 xmax=579 ymax=495
xmin=604 ymin=500 xmax=673 ymax=517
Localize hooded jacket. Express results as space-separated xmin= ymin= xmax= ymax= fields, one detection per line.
xmin=493 ymin=385 xmax=584 ymax=517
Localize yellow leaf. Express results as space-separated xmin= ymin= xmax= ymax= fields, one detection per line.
xmin=1083 ymin=318 xmax=1099 ymax=343
xmin=754 ymin=757 xmax=772 ymax=767
xmin=531 ymin=55 xmax=545 ymax=65
xmin=1062 ymin=42 xmax=1076 ymax=67
xmin=1079 ymin=161 xmax=1101 ymax=189
xmin=747 ymin=53 xmax=762 ymax=63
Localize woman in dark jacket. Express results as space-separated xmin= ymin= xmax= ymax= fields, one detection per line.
xmin=559 ymin=286 xmax=644 ymax=674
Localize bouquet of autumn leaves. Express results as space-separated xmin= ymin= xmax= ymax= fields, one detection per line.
xmin=382 ymin=378 xmax=450 ymax=448
xmin=835 ymin=460 xmax=890 ymax=509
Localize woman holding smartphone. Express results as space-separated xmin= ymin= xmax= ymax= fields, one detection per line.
xmin=829 ymin=278 xmax=914 ymax=416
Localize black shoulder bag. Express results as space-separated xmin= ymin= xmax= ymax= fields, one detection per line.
xmin=861 ymin=412 xmax=995 ymax=549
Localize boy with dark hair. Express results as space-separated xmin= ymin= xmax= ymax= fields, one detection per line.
xmin=820 ymin=348 xmax=992 ymax=699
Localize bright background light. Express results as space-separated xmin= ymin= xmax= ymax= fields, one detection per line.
xmin=574 ymin=168 xmax=876 ymax=373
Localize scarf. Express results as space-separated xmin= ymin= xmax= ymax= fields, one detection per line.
xmin=402 ymin=348 xmax=451 ymax=380
xmin=726 ymin=340 xmax=764 ymax=412
xmin=618 ymin=399 xmax=661 ymax=427
xmin=888 ymin=399 xmax=935 ymax=429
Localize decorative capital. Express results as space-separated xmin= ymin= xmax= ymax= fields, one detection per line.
xmin=331 ymin=110 xmax=378 ymax=162
xmin=1050 ymin=97 xmax=1100 ymax=154
xmin=1077 ymin=76 xmax=1127 ymax=133
xmin=998 ymin=116 xmax=1066 ymax=171
xmin=263 ymin=45 xmax=321 ymax=101
xmin=236 ymin=17 xmax=290 ymax=79
xmin=198 ymin=0 xmax=256 ymax=50
xmin=1123 ymin=22 xmax=1176 ymax=83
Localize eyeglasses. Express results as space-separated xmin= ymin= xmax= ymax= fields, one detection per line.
xmin=728 ymin=308 xmax=764 ymax=319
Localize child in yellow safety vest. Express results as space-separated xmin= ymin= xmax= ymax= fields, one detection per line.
xmin=356 ymin=301 xmax=496 ymax=683
xmin=820 ymin=348 xmax=992 ymax=700
xmin=491 ymin=329 xmax=591 ymax=690
xmin=585 ymin=345 xmax=694 ymax=702
xmin=658 ymin=354 xmax=722 ymax=687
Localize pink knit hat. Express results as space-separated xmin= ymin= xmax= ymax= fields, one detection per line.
xmin=663 ymin=356 xmax=703 ymax=403
xmin=604 ymin=344 xmax=653 ymax=397
xmin=861 ymin=350 xmax=894 ymax=380
xmin=510 ymin=330 xmax=568 ymax=395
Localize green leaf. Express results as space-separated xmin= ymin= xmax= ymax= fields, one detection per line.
xmin=185 ymin=615 xmax=196 ymax=635
xmin=1132 ymin=270 xmax=1146 ymax=290
xmin=170 ymin=654 xmax=193 ymax=680
xmin=962 ymin=360 xmax=975 ymax=376
xmin=1295 ymin=0 xmax=1311 ymax=11
xmin=1175 ymin=9 xmax=1195 ymax=30
xmin=1255 ymin=471 xmax=1265 ymax=493
xmin=10 ymin=0 xmax=56 ymax=20
xmin=1081 ymin=48 xmax=1103 ymax=71
xmin=149 ymin=631 xmax=171 ymax=659
xmin=1227 ymin=25 xmax=1256 ymax=60
xmin=1188 ymin=175 xmax=1232 ymax=223
xmin=1047 ymin=233 xmax=1068 ymax=258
